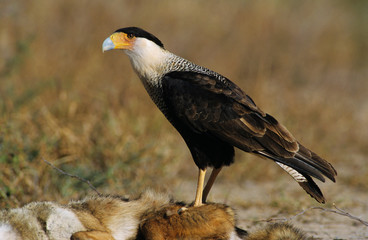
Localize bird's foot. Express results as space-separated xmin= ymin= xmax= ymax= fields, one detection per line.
xmin=177 ymin=202 xmax=205 ymax=214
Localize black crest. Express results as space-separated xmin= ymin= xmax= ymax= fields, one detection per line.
xmin=114 ymin=27 xmax=164 ymax=48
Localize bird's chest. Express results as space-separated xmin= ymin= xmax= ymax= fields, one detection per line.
xmin=140 ymin=77 xmax=169 ymax=115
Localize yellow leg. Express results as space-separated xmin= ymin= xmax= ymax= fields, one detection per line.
xmin=202 ymin=167 xmax=222 ymax=203
xmin=193 ymin=168 xmax=207 ymax=206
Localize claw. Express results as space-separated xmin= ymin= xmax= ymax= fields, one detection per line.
xmin=177 ymin=207 xmax=188 ymax=214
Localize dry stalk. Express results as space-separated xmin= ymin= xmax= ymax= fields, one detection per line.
xmin=42 ymin=157 xmax=101 ymax=195
xmin=259 ymin=204 xmax=368 ymax=227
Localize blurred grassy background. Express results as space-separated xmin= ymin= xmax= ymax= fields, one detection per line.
xmin=0 ymin=0 xmax=367 ymax=208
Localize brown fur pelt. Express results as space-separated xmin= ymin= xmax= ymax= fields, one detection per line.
xmin=0 ymin=190 xmax=307 ymax=240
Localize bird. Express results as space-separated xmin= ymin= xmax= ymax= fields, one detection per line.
xmin=102 ymin=27 xmax=337 ymax=206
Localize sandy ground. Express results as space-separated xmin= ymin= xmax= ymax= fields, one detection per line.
xmin=173 ymin=179 xmax=368 ymax=239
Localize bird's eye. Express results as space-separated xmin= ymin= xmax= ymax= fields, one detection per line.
xmin=127 ymin=33 xmax=134 ymax=39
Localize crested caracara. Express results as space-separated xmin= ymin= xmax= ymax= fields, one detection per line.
xmin=102 ymin=27 xmax=337 ymax=206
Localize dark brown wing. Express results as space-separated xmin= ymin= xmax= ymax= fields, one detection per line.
xmin=162 ymin=71 xmax=336 ymax=202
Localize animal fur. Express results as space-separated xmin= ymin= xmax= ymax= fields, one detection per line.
xmin=246 ymin=223 xmax=307 ymax=240
xmin=0 ymin=190 xmax=307 ymax=240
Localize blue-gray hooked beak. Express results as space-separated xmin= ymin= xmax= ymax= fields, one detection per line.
xmin=102 ymin=37 xmax=115 ymax=52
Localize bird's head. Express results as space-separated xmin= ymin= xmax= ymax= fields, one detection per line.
xmin=103 ymin=27 xmax=164 ymax=52
xmin=103 ymin=27 xmax=169 ymax=78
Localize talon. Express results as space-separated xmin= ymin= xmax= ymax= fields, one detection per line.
xmin=177 ymin=207 xmax=188 ymax=214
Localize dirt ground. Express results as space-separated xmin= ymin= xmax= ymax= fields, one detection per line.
xmin=174 ymin=179 xmax=368 ymax=239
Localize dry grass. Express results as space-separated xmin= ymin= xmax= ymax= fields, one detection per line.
xmin=0 ymin=0 xmax=367 ymax=208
